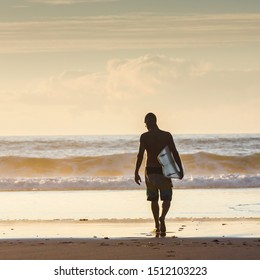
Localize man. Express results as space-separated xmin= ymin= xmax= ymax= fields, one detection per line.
xmin=135 ymin=112 xmax=184 ymax=235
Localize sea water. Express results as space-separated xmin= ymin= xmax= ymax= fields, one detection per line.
xmin=0 ymin=134 xmax=259 ymax=220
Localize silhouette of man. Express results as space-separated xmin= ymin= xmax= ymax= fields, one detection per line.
xmin=135 ymin=112 xmax=184 ymax=235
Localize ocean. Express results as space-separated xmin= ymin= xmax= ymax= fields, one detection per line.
xmin=0 ymin=134 xmax=259 ymax=191
xmin=0 ymin=134 xmax=259 ymax=221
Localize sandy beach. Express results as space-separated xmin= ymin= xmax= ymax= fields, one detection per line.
xmin=0 ymin=219 xmax=259 ymax=260
xmin=1 ymin=237 xmax=260 ymax=260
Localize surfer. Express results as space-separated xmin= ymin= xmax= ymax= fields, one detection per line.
xmin=134 ymin=113 xmax=184 ymax=236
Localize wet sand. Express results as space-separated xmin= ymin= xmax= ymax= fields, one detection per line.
xmin=1 ymin=237 xmax=260 ymax=260
xmin=0 ymin=219 xmax=260 ymax=260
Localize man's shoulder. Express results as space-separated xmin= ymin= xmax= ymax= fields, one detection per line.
xmin=140 ymin=132 xmax=149 ymax=140
xmin=140 ymin=130 xmax=172 ymax=140
xmin=159 ymin=129 xmax=172 ymax=137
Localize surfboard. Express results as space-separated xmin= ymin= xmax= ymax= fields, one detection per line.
xmin=157 ymin=146 xmax=182 ymax=179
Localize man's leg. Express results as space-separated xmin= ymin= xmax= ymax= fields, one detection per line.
xmin=158 ymin=178 xmax=173 ymax=233
xmin=146 ymin=173 xmax=160 ymax=232
xmin=159 ymin=200 xmax=171 ymax=233
xmin=151 ymin=201 xmax=160 ymax=232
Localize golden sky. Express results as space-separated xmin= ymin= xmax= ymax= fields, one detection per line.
xmin=0 ymin=0 xmax=259 ymax=135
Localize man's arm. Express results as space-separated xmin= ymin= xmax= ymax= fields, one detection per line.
xmin=168 ymin=134 xmax=184 ymax=179
xmin=134 ymin=135 xmax=145 ymax=185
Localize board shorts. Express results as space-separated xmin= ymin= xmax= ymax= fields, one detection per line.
xmin=145 ymin=167 xmax=173 ymax=201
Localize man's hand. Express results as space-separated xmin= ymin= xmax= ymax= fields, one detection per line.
xmin=135 ymin=173 xmax=142 ymax=185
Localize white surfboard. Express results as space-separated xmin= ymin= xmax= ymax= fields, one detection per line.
xmin=157 ymin=146 xmax=182 ymax=179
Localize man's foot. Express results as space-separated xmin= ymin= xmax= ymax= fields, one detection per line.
xmin=160 ymin=231 xmax=166 ymax=237
xmin=159 ymin=217 xmax=166 ymax=233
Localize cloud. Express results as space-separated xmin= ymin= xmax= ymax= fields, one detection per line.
xmin=0 ymin=13 xmax=260 ymax=53
xmin=50 ymin=55 xmax=260 ymax=122
xmin=1 ymin=55 xmax=213 ymax=110
xmin=106 ymin=55 xmax=213 ymax=98
xmin=1 ymin=54 xmax=259 ymax=134
xmin=4 ymin=54 xmax=259 ymax=111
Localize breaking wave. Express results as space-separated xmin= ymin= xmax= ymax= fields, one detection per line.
xmin=0 ymin=152 xmax=259 ymax=191
xmin=0 ymin=152 xmax=259 ymax=177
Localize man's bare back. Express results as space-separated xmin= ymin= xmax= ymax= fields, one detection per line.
xmin=140 ymin=129 xmax=177 ymax=168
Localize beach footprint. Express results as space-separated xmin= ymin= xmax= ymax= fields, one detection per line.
xmin=178 ymin=224 xmax=187 ymax=231
xmin=166 ymin=251 xmax=175 ymax=258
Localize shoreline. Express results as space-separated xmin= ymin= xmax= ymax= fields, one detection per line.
xmin=1 ymin=218 xmax=259 ymax=239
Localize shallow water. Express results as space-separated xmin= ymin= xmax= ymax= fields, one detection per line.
xmin=0 ymin=188 xmax=260 ymax=221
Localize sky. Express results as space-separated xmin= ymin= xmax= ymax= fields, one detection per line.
xmin=0 ymin=0 xmax=259 ymax=135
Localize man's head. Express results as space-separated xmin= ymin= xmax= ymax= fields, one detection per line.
xmin=144 ymin=112 xmax=157 ymax=130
